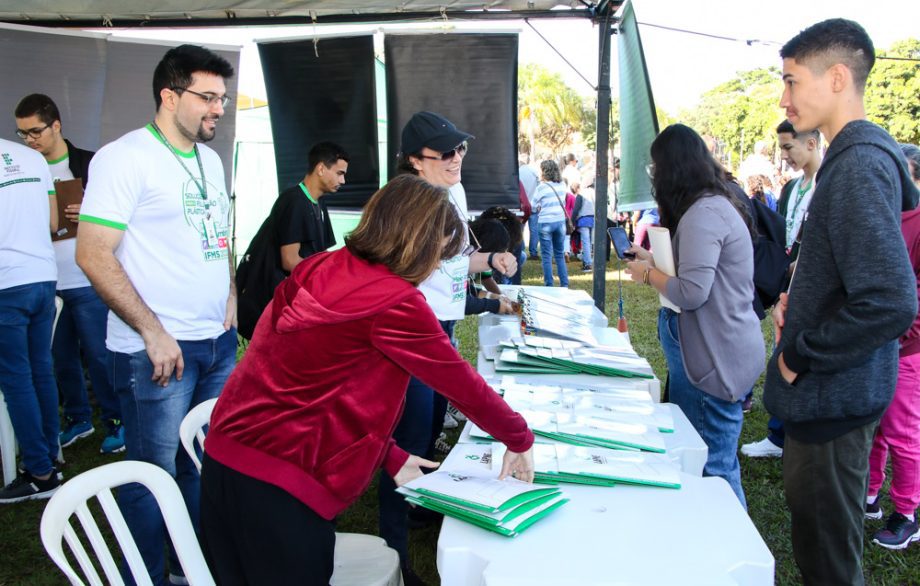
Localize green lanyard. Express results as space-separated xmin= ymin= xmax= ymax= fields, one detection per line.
xmin=150 ymin=121 xmax=208 ymax=201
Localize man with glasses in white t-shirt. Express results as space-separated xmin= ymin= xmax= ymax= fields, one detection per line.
xmin=77 ymin=45 xmax=237 ymax=585
xmin=14 ymin=93 xmax=125 ymax=456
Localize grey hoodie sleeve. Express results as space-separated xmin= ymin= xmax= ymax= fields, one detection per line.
xmin=784 ymin=157 xmax=917 ymax=374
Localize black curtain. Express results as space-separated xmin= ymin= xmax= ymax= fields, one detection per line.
xmin=385 ymin=33 xmax=519 ymax=213
xmin=258 ymin=35 xmax=378 ymax=208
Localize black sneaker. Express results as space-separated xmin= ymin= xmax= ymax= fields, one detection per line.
xmin=865 ymin=497 xmax=884 ymax=520
xmin=0 ymin=470 xmax=61 ymax=504
xmin=872 ymin=512 xmax=920 ymax=550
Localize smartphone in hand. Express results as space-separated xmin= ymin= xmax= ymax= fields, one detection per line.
xmin=608 ymin=226 xmax=635 ymax=260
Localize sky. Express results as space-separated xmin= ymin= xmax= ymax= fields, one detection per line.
xmin=102 ymin=0 xmax=919 ymax=115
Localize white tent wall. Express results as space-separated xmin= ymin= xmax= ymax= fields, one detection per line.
xmin=0 ymin=23 xmax=241 ymax=188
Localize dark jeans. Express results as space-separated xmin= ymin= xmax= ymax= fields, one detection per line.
xmin=379 ymin=319 xmax=455 ymax=564
xmin=201 ymin=454 xmax=336 ymax=586
xmin=53 ymin=285 xmax=119 ymax=424
xmin=767 ymin=416 xmax=785 ymax=448
xmin=784 ymin=421 xmax=877 ymax=586
xmin=0 ymin=281 xmax=58 ymax=477
xmin=116 ymin=329 xmax=237 ymax=585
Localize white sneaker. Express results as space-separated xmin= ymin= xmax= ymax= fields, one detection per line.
xmin=443 ymin=412 xmax=459 ymax=429
xmin=740 ymin=437 xmax=783 ymax=458
xmin=446 ymin=403 xmax=468 ymax=422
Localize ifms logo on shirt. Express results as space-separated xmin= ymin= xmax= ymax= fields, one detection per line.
xmin=181 ymin=177 xmax=231 ymax=263
xmin=2 ymin=152 xmax=22 ymax=175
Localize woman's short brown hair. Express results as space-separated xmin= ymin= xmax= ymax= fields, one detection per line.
xmin=346 ymin=174 xmax=465 ymax=285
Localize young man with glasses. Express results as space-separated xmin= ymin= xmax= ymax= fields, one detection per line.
xmin=381 ymin=111 xmax=517 ymax=585
xmin=76 ymin=44 xmax=237 ymax=585
xmin=13 ymin=93 xmax=124 ymax=456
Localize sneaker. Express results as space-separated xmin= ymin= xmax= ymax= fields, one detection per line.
xmin=0 ymin=470 xmax=61 ymax=504
xmin=446 ymin=403 xmax=468 ymax=423
xmin=740 ymin=437 xmax=783 ymax=458
xmin=582 ymin=265 xmax=593 ymax=273
xmin=866 ymin=497 xmax=884 ymax=520
xmin=872 ymin=512 xmax=920 ymax=550
xmin=442 ymin=412 xmax=458 ymax=430
xmin=100 ymin=420 xmax=126 ymax=454
xmin=60 ymin=419 xmax=94 ymax=448
xmin=435 ymin=432 xmax=452 ymax=455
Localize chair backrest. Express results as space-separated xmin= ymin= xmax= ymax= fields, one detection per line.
xmin=179 ymin=398 xmax=218 ymax=473
xmin=40 ymin=461 xmax=215 ymax=586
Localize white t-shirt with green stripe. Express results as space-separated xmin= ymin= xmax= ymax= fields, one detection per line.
xmin=80 ymin=125 xmax=231 ymax=353
xmin=48 ymin=155 xmax=92 ymax=290
xmin=0 ymin=138 xmax=57 ymax=289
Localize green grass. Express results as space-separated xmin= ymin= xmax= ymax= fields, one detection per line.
xmin=2 ymin=257 xmax=918 ymax=585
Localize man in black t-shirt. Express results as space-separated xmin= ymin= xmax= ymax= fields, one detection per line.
xmin=236 ymin=142 xmax=348 ymax=338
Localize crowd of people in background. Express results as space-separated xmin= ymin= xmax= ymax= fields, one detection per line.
xmin=1 ymin=15 xmax=919 ymax=586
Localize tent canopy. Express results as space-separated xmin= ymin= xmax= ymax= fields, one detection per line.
xmin=0 ymin=1 xmax=617 ymax=27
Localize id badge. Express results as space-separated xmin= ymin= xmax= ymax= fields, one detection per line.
xmin=203 ymin=219 xmax=220 ymax=248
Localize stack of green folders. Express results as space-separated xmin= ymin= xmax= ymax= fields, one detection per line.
xmin=496 ymin=443 xmax=681 ymax=489
xmin=396 ymin=470 xmax=568 ymax=537
xmin=494 ymin=336 xmax=654 ymax=379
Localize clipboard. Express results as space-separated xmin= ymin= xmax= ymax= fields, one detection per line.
xmin=51 ymin=179 xmax=83 ymax=242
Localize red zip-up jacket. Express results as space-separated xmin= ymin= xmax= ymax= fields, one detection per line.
xmin=205 ymin=247 xmax=533 ymax=520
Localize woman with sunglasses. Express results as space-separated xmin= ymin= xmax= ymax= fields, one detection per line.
xmin=382 ymin=111 xmax=519 ymax=582
xmin=201 ymin=175 xmax=534 ymax=585
xmin=624 ymin=124 xmax=764 ymax=508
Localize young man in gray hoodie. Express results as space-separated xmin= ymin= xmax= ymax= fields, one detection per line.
xmin=765 ymin=19 xmax=919 ymax=585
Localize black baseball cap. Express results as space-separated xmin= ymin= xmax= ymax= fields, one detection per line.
xmin=400 ymin=111 xmax=474 ymax=156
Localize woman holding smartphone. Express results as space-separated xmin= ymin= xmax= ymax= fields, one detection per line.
xmin=624 ymin=124 xmax=764 ymax=507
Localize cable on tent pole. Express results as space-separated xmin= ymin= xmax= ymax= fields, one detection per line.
xmin=524 ymin=19 xmax=597 ymax=91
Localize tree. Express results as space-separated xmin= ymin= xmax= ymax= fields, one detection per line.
xmin=678 ymin=67 xmax=785 ymax=171
xmin=866 ymin=39 xmax=920 ymax=144
xmin=518 ymin=63 xmax=590 ymax=156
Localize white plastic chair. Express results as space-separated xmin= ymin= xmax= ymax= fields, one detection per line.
xmin=0 ymin=296 xmax=65 ymax=486
xmin=178 ymin=399 xmax=403 ymax=586
xmin=40 ymin=460 xmax=215 ymax=586
xmin=178 ymin=398 xmax=218 ymax=473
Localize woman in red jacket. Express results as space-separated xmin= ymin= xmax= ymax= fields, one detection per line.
xmin=200 ymin=174 xmax=535 ymax=585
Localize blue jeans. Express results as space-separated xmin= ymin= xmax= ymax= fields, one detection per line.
xmin=0 ymin=281 xmax=59 ymax=477
xmin=528 ymin=211 xmax=540 ymax=257
xmin=539 ymin=221 xmax=569 ymax=287
xmin=767 ymin=416 xmax=785 ymax=448
xmin=578 ymin=225 xmax=594 ymax=267
xmin=115 ymin=328 xmax=237 ymax=585
xmin=53 ymin=286 xmax=119 ymax=424
xmin=658 ymin=308 xmax=746 ymax=508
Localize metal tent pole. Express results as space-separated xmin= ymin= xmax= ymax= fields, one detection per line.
xmin=592 ymin=10 xmax=614 ymax=311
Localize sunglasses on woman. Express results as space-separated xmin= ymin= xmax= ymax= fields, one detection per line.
xmin=418 ymin=142 xmax=469 ymax=162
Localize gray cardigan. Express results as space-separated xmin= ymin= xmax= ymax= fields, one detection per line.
xmin=664 ymin=196 xmax=765 ymax=402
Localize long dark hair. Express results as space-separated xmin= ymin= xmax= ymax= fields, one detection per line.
xmin=650 ymin=124 xmax=752 ymax=235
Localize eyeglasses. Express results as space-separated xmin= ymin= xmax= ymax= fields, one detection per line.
xmin=645 ymin=163 xmax=655 ymax=179
xmin=418 ymin=142 xmax=468 ymax=162
xmin=172 ymin=87 xmax=232 ymax=108
xmin=15 ymin=123 xmax=51 ymax=140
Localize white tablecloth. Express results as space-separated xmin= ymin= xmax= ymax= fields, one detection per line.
xmin=436 ymin=469 xmax=774 ymax=586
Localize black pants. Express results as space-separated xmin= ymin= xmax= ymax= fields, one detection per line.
xmin=200 ymin=454 xmax=336 ymax=586
xmin=783 ymin=421 xmax=877 ymax=586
